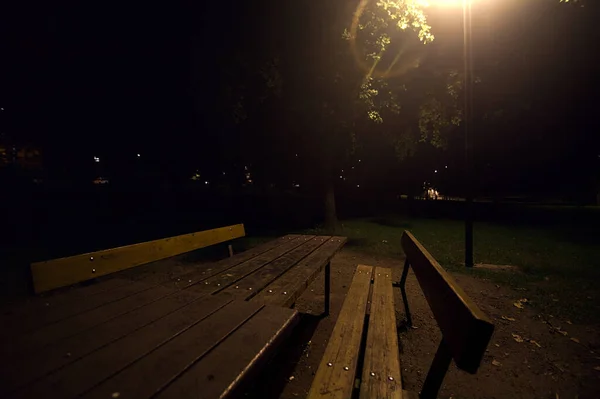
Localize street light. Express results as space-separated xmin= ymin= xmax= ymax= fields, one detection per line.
xmin=430 ymin=0 xmax=474 ymax=267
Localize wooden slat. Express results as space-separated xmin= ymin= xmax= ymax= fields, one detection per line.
xmin=162 ymin=234 xmax=301 ymax=289
xmin=30 ymin=224 xmax=246 ymax=293
xmin=6 ymin=285 xmax=176 ymax=357
xmin=0 ymin=278 xmax=130 ymax=332
xmin=1 ymin=290 xmax=204 ymax=395
xmin=360 ymin=267 xmax=402 ymax=399
xmin=401 ymin=231 xmax=494 ymax=374
xmin=252 ymin=237 xmax=347 ymax=307
xmin=307 ymin=265 xmax=373 ymax=399
xmin=1 ymin=280 xmax=157 ymax=337
xmin=183 ymin=236 xmax=311 ymax=295
xmin=12 ymin=295 xmax=235 ymax=399
xmin=80 ymin=301 xmax=264 ymax=399
xmin=219 ymin=236 xmax=330 ymax=299
xmin=155 ymin=306 xmax=299 ymax=399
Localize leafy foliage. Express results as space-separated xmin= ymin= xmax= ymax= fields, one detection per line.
xmin=346 ymin=0 xmax=462 ymax=156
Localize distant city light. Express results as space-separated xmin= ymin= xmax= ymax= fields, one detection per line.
xmin=137 ymin=153 xmax=141 ymax=157
xmin=357 ymin=184 xmax=360 ymax=188
xmin=222 ymin=171 xmax=226 ymax=175
xmin=294 ymin=184 xmax=300 ymax=188
xmin=434 ymin=170 xmax=438 ymax=173
xmin=352 ymin=166 xmax=355 ymax=169
xmin=340 ymin=175 xmax=343 ymax=179
xmin=93 ymin=156 xmax=100 ymax=163
xmin=445 ymin=165 xmax=448 ymax=169
xmin=0 ymin=108 xmax=4 ymax=111
xmin=341 ymin=169 xmax=344 ymax=172
xmin=358 ymin=159 xmax=362 ymax=162
xmin=205 ymin=181 xmax=209 ymax=185
xmin=295 ymin=154 xmax=298 ymax=157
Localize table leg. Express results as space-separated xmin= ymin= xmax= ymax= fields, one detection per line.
xmin=323 ymin=261 xmax=331 ymax=317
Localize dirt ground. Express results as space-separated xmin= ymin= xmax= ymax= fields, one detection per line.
xmin=243 ymin=248 xmax=600 ymax=399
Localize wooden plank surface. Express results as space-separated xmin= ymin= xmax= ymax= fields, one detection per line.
xmin=12 ymin=295 xmax=235 ymax=399
xmin=360 ymin=267 xmax=402 ymax=399
xmin=183 ymin=235 xmax=311 ymax=296
xmin=31 ymin=224 xmax=245 ymax=293
xmin=307 ymin=265 xmax=373 ymax=399
xmin=162 ymin=234 xmax=301 ymax=290
xmin=155 ymin=306 xmax=299 ymax=399
xmin=219 ymin=236 xmax=330 ymax=299
xmin=80 ymin=300 xmax=264 ymax=399
xmin=401 ymin=231 xmax=494 ymax=374
xmin=5 ymin=285 xmax=176 ymax=357
xmin=0 ymin=278 xmax=130 ymax=320
xmin=252 ymin=237 xmax=347 ymax=307
xmin=1 ymin=280 xmax=157 ymax=337
xmin=1 ymin=290 xmax=203 ymax=396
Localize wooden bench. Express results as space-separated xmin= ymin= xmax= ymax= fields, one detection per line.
xmin=308 ymin=231 xmax=494 ymax=399
xmin=30 ymin=224 xmax=246 ymax=293
xmin=2 ymin=234 xmax=347 ymax=399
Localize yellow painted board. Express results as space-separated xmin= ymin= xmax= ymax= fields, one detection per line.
xmin=30 ymin=224 xmax=245 ymax=294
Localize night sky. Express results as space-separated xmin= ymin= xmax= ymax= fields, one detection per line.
xmin=2 ymin=0 xmax=599 ymax=198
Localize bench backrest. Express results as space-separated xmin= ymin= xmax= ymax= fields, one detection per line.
xmin=30 ymin=224 xmax=245 ymax=294
xmin=401 ymin=231 xmax=494 ymax=374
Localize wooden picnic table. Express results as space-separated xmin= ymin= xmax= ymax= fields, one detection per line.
xmin=0 ymin=234 xmax=346 ymax=399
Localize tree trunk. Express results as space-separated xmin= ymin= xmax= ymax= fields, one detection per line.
xmin=324 ymin=180 xmax=338 ymax=233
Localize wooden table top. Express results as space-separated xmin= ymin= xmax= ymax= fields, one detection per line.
xmin=0 ymin=234 xmax=346 ymax=398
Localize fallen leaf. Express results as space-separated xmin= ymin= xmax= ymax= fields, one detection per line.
xmin=512 ymin=333 xmax=524 ymax=343
xmin=513 ymin=302 xmax=524 ymax=309
xmin=519 ymin=298 xmax=529 ymax=303
xmin=566 ymin=320 xmax=573 ymax=325
xmin=570 ymin=338 xmax=580 ymax=344
xmin=530 ymin=340 xmax=542 ymax=348
xmin=501 ymin=316 xmax=516 ymax=322
xmin=494 ymin=344 xmax=500 ymax=347
xmin=492 ymin=359 xmax=502 ymax=367
xmin=557 ymin=330 xmax=568 ymax=337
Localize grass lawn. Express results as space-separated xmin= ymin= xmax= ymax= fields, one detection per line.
xmin=306 ymin=217 xmax=600 ymax=324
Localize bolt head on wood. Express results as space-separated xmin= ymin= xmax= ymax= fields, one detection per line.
xmin=248 ymin=287 xmax=252 ymax=290
xmin=370 ymin=372 xmax=375 ymax=377
xmin=92 ymin=269 xmax=96 ymax=273
xmin=283 ymin=291 xmax=287 ymax=295
xmin=268 ymin=289 xmax=273 ymax=293
xmin=343 ymin=366 xmax=349 ymax=371
xmin=89 ymin=256 xmax=94 ymax=261
xmin=388 ymin=376 xmax=394 ymax=381
xmin=327 ymin=362 xmax=333 ymax=367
